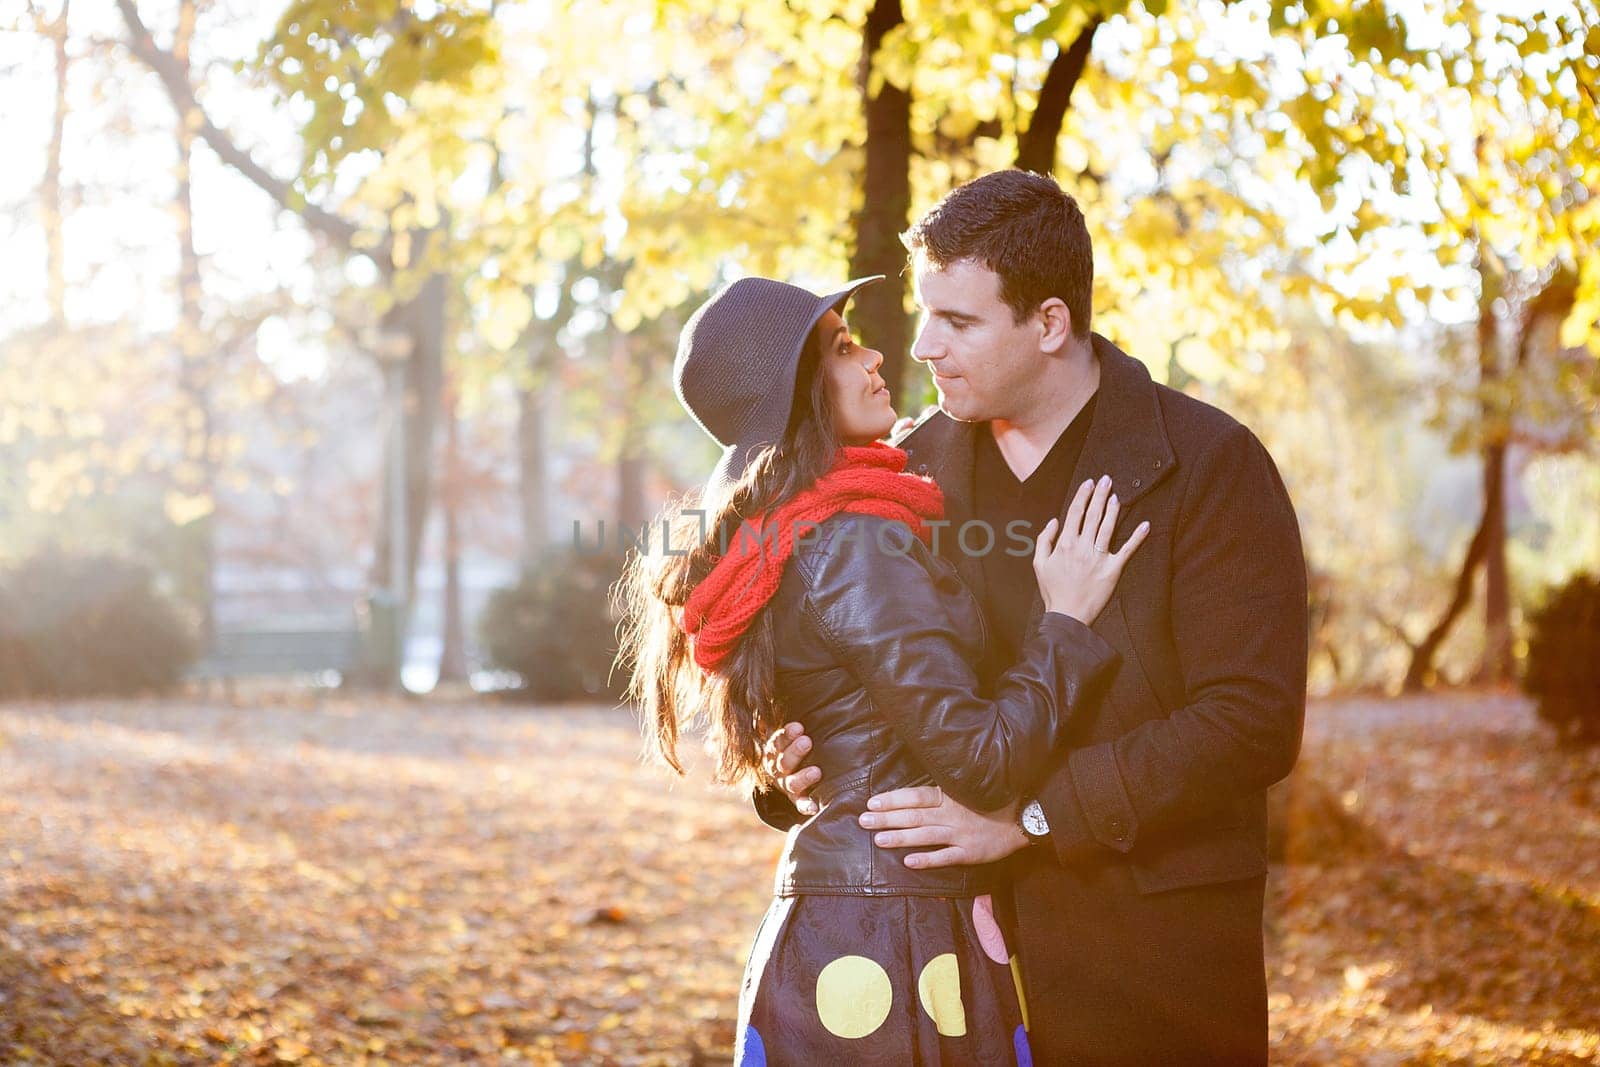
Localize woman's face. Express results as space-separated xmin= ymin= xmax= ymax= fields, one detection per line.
xmin=814 ymin=309 xmax=897 ymax=445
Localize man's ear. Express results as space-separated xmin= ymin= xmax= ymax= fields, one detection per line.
xmin=1038 ymin=297 xmax=1072 ymax=354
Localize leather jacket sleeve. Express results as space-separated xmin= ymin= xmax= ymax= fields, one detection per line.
xmin=797 ymin=514 xmax=1119 ymax=813
xmin=752 ymin=783 xmax=803 ymax=832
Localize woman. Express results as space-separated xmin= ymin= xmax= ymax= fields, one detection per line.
xmin=616 ymin=275 xmax=1147 ymax=1065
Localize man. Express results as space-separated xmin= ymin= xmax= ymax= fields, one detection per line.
xmin=757 ymin=168 xmax=1308 ymax=1064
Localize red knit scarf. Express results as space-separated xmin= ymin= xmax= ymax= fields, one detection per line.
xmin=680 ymin=443 xmax=945 ymax=671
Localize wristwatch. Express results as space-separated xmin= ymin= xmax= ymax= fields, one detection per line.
xmin=1019 ymin=799 xmax=1050 ymax=842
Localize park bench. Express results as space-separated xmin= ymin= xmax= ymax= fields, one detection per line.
xmin=186 ymin=624 xmax=364 ymax=696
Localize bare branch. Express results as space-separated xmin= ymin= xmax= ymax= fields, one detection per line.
xmin=112 ymin=0 xmax=391 ymax=272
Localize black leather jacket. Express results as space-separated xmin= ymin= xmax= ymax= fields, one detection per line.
xmin=755 ymin=512 xmax=1118 ymax=898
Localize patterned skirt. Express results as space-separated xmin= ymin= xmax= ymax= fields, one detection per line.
xmin=734 ymin=894 xmax=1033 ymax=1066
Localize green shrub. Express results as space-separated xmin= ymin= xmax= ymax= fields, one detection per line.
xmin=1523 ymin=572 xmax=1600 ymax=746
xmin=479 ymin=547 xmax=627 ymax=703
xmin=0 ymin=552 xmax=198 ymax=700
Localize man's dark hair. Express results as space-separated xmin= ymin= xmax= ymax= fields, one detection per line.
xmin=902 ymin=169 xmax=1093 ymax=340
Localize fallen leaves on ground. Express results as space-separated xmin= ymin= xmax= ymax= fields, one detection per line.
xmin=1269 ymin=694 xmax=1600 ymax=1065
xmin=0 ymin=692 xmax=1595 ymax=1064
xmin=1 ymin=697 xmax=775 ymax=1065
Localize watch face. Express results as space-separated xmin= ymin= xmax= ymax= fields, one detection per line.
xmin=1022 ymin=804 xmax=1048 ymax=836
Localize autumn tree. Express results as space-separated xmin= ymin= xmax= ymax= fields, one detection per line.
xmin=2 ymin=0 xmax=280 ymax=609
xmin=113 ymin=0 xmax=502 ymax=683
xmin=1253 ymin=0 xmax=1600 ymax=687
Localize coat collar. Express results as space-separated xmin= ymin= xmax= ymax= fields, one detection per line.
xmin=895 ymin=333 xmax=1178 ymax=604
xmin=1067 ymin=333 xmax=1178 ymax=512
xmin=897 ymin=333 xmax=1177 ymax=517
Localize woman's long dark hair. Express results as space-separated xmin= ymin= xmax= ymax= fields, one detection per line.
xmin=616 ymin=325 xmax=840 ymax=785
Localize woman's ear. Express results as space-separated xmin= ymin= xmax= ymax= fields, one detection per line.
xmin=1038 ymin=297 xmax=1072 ymax=354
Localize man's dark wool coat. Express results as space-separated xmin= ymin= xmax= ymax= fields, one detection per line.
xmin=899 ymin=334 xmax=1308 ymax=1065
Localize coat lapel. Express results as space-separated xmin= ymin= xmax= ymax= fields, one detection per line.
xmin=1021 ymin=334 xmax=1180 ymax=631
xmin=1066 ymin=334 xmax=1178 ymax=511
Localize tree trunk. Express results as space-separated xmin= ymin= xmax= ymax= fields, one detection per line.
xmin=1014 ymin=17 xmax=1102 ymax=175
xmin=850 ymin=0 xmax=913 ymax=399
xmin=405 ymin=275 xmax=445 ymax=608
xmin=1404 ymin=248 xmax=1519 ymax=691
xmin=1477 ymin=256 xmax=1514 ymax=683
xmin=1469 ymin=269 xmax=1579 ymax=685
xmin=357 ymin=274 xmax=443 ymax=692
xmin=612 ymin=329 xmax=651 ymax=531
xmin=517 ymin=379 xmax=550 ymax=564
xmin=517 ymin=285 xmax=574 ymax=565
xmin=617 ymin=448 xmax=649 ymax=532
xmin=42 ymin=0 xmax=71 ymax=325
xmin=1479 ymin=439 xmax=1513 ymax=683
xmin=437 ymin=372 xmax=468 ymax=685
xmin=172 ymin=0 xmax=217 ymax=647
xmin=1403 ymin=494 xmax=1490 ymax=691
xmin=370 ymin=270 xmax=445 ymax=623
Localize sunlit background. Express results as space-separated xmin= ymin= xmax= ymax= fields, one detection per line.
xmin=1 ymin=0 xmax=1597 ymax=697
xmin=1 ymin=0 xmax=1598 ymax=1063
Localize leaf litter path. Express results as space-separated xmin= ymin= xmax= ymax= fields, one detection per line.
xmin=1 ymin=693 xmax=1597 ymax=1065
xmin=1 ymin=697 xmax=777 ymax=1065
xmin=1270 ymin=694 xmax=1600 ymax=1065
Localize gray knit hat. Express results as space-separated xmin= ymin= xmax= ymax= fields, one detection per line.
xmin=674 ymin=274 xmax=883 ymax=497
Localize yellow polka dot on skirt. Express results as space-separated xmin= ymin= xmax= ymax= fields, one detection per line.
xmin=815 ymin=955 xmax=893 ymax=1039
xmin=917 ymin=953 xmax=967 ymax=1037
xmin=1010 ymin=954 xmax=1030 ymax=1033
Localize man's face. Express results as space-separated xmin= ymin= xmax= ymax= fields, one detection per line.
xmin=911 ymin=256 xmax=1045 ymax=423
